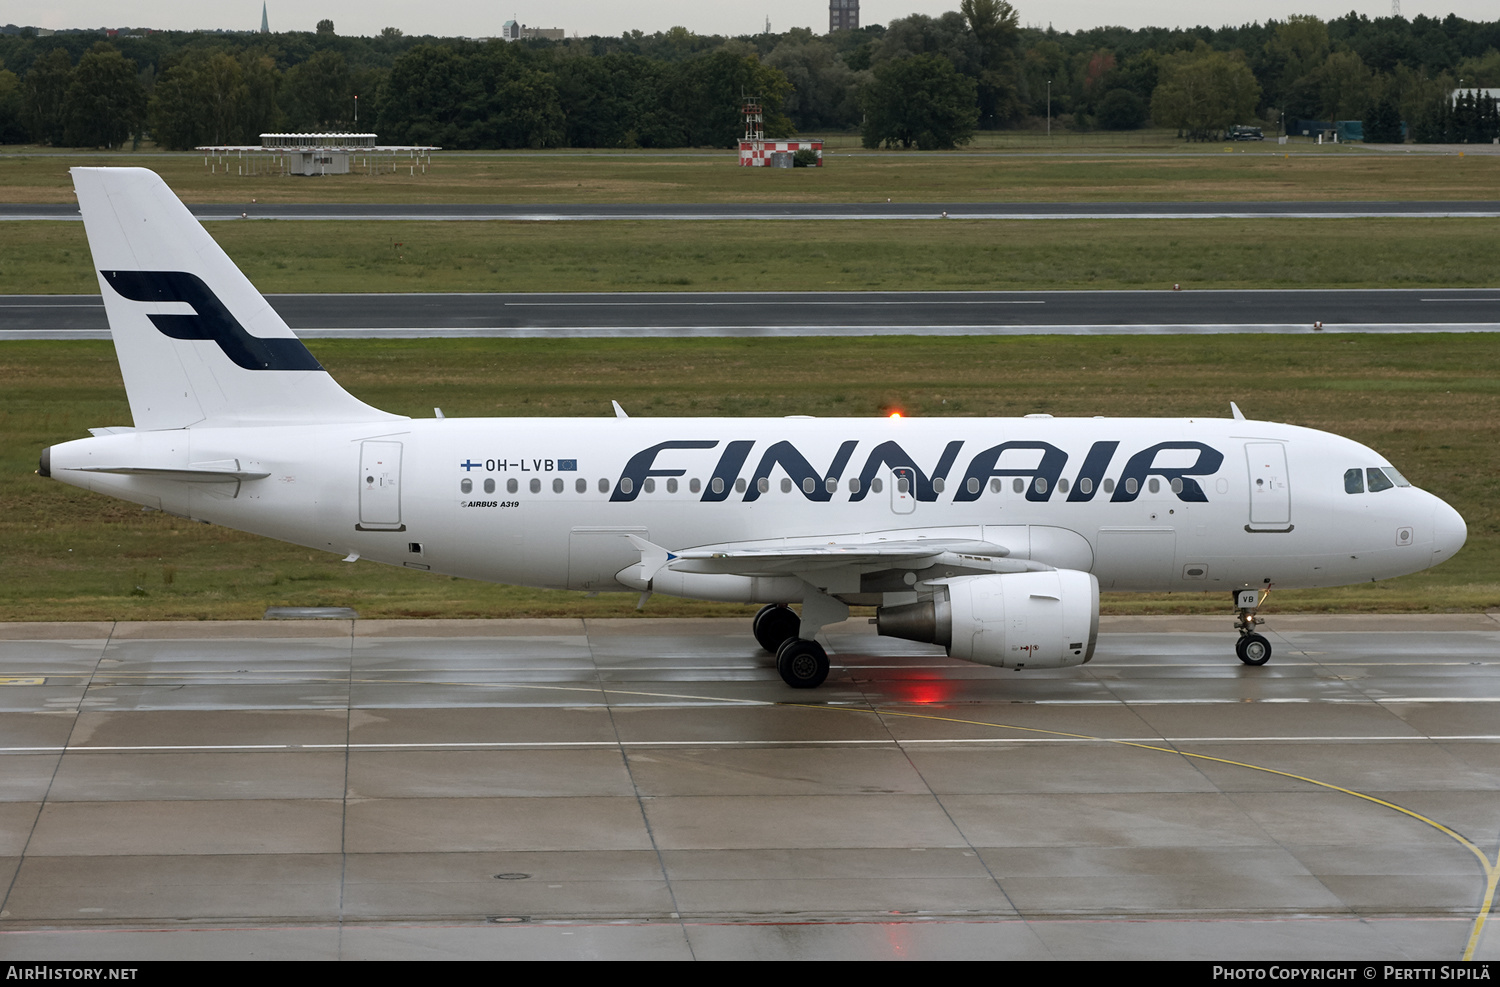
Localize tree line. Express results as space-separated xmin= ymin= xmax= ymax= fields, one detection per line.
xmin=0 ymin=7 xmax=1497 ymax=151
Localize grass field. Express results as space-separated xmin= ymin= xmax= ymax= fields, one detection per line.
xmin=3 ymin=143 xmax=1495 ymax=621
xmin=7 ymin=217 xmax=1500 ymax=294
xmin=3 ymin=334 xmax=1495 ymax=622
xmin=2 ymin=139 xmax=1497 ymax=206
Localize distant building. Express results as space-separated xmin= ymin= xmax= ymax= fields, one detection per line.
xmin=829 ymin=0 xmax=859 ymax=32
xmin=195 ymin=134 xmax=439 ymax=177
xmin=501 ymin=19 xmax=563 ymax=41
xmin=739 ymin=139 xmax=824 ymax=167
xmin=260 ymin=3 xmax=268 ymax=33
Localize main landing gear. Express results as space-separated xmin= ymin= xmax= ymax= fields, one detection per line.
xmin=753 ymin=604 xmax=830 ymax=689
xmin=1233 ymin=589 xmax=1272 ymax=666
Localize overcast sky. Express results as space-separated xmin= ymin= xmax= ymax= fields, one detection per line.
xmin=7 ymin=1 xmax=1495 ymax=38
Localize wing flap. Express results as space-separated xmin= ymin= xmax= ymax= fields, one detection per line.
xmin=671 ymin=539 xmax=1010 ymax=575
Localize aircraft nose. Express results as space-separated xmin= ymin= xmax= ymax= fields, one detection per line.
xmin=1430 ymin=497 xmax=1467 ymax=567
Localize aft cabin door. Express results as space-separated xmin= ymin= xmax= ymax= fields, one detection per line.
xmin=1246 ymin=442 xmax=1291 ymax=530
xmin=358 ymin=441 xmax=404 ymax=531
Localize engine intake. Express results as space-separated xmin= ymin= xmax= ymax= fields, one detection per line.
xmin=877 ymin=570 xmax=1099 ymax=669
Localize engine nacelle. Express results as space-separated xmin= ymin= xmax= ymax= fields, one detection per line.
xmin=876 ymin=570 xmax=1099 ymax=669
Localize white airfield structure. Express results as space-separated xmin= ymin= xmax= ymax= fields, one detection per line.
xmin=41 ymin=168 xmax=1468 ymax=688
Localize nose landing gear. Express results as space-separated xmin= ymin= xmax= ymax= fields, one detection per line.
xmin=1233 ymin=588 xmax=1272 ymax=666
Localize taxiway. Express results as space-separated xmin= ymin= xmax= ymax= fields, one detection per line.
xmin=5 ymin=288 xmax=1499 ymax=339
xmin=2 ymin=615 xmax=1498 ymax=960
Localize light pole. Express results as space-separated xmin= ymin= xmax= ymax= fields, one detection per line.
xmin=1047 ymin=80 xmax=1051 ymax=138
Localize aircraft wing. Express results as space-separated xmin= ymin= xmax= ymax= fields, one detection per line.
xmin=668 ymin=539 xmax=1026 ymax=575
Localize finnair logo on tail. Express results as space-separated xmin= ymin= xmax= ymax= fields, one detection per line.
xmin=101 ymin=270 xmax=322 ymax=372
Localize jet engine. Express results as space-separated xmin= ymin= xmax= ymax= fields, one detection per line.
xmin=876 ymin=570 xmax=1099 ymax=669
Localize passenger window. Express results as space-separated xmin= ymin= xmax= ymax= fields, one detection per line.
xmin=1035 ymin=477 xmax=1048 ymax=494
xmin=460 ymin=478 xmax=472 ymax=493
xmin=1079 ymin=477 xmax=1093 ymax=494
xmin=1169 ymin=478 xmax=1182 ymax=494
xmin=736 ymin=478 xmax=747 ymax=493
xmin=990 ymin=478 xmax=1002 ymax=493
xmin=1366 ymin=468 xmax=1394 ymax=493
xmin=1058 ymin=478 xmax=1070 ymax=494
xmin=1148 ymin=478 xmax=1159 ymax=494
xmin=1012 ymin=478 xmax=1024 ymax=493
xmin=871 ymin=478 xmax=883 ymax=493
xmin=967 ymin=477 xmax=981 ymax=495
xmin=484 ymin=478 xmax=495 ymax=494
xmin=552 ymin=478 xmax=564 ymax=493
xmin=619 ymin=477 xmax=633 ymax=494
xmin=711 ymin=477 xmax=724 ymax=494
xmin=1344 ymin=468 xmax=1364 ymax=494
xmin=644 ymin=478 xmax=656 ymax=494
xmin=1125 ymin=478 xmax=1138 ymax=494
xmin=896 ymin=476 xmax=910 ymax=494
xmin=598 ymin=478 xmax=609 ymax=493
xmin=1103 ymin=478 xmax=1115 ymax=493
xmin=825 ymin=477 xmax=837 ymax=493
xmin=667 ymin=478 xmax=678 ymax=494
xmin=758 ymin=478 xmax=770 ymax=494
xmin=933 ymin=477 xmax=945 ymax=493
xmin=781 ymin=478 xmax=792 ymax=493
xmin=690 ymin=478 xmax=701 ymax=493
xmin=576 ymin=478 xmax=587 ymax=493
xmin=849 ymin=477 xmax=861 ymax=494
xmin=507 ymin=478 xmax=518 ymax=494
xmin=529 ymin=478 xmax=541 ymax=494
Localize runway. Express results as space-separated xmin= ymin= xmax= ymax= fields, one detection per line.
xmin=2 ymin=614 xmax=1499 ymax=960
xmin=6 ymin=288 xmax=1500 ymax=339
xmin=4 ymin=200 xmax=1499 ymax=222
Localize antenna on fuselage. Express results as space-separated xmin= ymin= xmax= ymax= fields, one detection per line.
xmin=1230 ymin=402 xmax=1246 ymax=421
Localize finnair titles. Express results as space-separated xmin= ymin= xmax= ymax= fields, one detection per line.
xmin=40 ymin=169 xmax=1468 ymax=688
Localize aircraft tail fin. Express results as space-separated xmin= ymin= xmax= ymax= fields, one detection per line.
xmin=71 ymin=167 xmax=402 ymax=430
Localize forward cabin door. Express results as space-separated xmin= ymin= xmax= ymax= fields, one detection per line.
xmin=358 ymin=440 xmax=404 ymax=531
xmin=1245 ymin=442 xmax=1291 ymax=531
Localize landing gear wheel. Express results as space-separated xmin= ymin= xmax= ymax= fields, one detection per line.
xmin=776 ymin=638 xmax=830 ymax=689
xmin=753 ymin=604 xmax=801 ymax=654
xmin=1236 ymin=633 xmax=1272 ymax=666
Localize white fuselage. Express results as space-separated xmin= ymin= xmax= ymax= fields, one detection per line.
xmin=47 ymin=414 xmax=1467 ymax=602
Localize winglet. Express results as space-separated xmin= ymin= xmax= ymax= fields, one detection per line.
xmin=1230 ymin=401 xmax=1246 ymax=421
xmin=612 ymin=400 xmax=629 ymax=419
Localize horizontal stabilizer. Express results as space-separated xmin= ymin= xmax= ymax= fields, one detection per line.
xmin=72 ymin=461 xmax=271 ymax=482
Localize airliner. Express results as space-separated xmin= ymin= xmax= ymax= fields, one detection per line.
xmin=39 ymin=168 xmax=1468 ymax=688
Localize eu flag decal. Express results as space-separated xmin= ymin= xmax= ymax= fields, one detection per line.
xmin=558 ymin=459 xmax=578 ymax=471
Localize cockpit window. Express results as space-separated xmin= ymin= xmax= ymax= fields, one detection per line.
xmin=1384 ymin=466 xmax=1411 ymax=487
xmin=1344 ymin=468 xmax=1363 ymax=494
xmin=1366 ymin=467 xmax=1395 ymax=493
